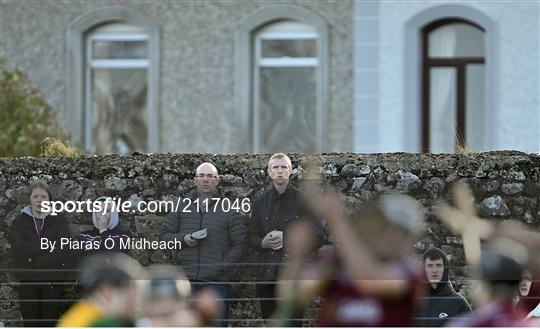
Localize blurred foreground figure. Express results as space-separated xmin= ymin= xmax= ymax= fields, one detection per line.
xmin=414 ymin=247 xmax=472 ymax=326
xmin=449 ymin=245 xmax=529 ymax=326
xmin=193 ymin=286 xmax=225 ymax=327
xmin=436 ymin=183 xmax=533 ymax=326
xmin=279 ymin=192 xmax=425 ymax=326
xmin=57 ymin=253 xmax=145 ymax=327
xmin=137 ymin=265 xmax=197 ymax=327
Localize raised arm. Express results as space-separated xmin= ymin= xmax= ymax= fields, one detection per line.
xmin=313 ymin=192 xmax=412 ymax=298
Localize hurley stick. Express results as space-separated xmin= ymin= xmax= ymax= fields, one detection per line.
xmin=435 ymin=182 xmax=493 ymax=265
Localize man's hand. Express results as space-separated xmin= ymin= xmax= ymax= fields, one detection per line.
xmin=184 ymin=234 xmax=198 ymax=247
xmin=261 ymin=231 xmax=282 ymax=250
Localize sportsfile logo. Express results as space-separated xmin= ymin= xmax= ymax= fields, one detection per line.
xmin=40 ymin=197 xmax=251 ymax=215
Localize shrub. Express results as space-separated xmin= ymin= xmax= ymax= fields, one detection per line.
xmin=41 ymin=137 xmax=81 ymax=157
xmin=0 ymin=59 xmax=70 ymax=157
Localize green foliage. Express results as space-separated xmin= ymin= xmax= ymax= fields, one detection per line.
xmin=41 ymin=137 xmax=81 ymax=157
xmin=0 ymin=59 xmax=68 ymax=157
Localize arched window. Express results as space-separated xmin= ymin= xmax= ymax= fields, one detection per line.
xmin=86 ymin=23 xmax=149 ymax=154
xmin=235 ymin=6 xmax=328 ymax=153
xmin=68 ymin=7 xmax=159 ymax=154
xmin=254 ymin=21 xmax=319 ymax=153
xmin=422 ymin=19 xmax=485 ymax=152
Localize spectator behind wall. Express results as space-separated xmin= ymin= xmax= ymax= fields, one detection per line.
xmin=161 ymin=162 xmax=247 ymax=326
xmin=8 ymin=180 xmax=73 ymax=327
xmin=515 ymin=269 xmax=540 ymax=314
xmin=77 ymin=196 xmax=129 ymax=258
xmin=414 ymin=247 xmax=472 ymax=326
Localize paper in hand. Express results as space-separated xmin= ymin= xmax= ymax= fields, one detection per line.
xmin=191 ymin=228 xmax=208 ymax=240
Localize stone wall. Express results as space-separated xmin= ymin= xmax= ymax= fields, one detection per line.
xmin=1 ymin=152 xmax=540 ymax=325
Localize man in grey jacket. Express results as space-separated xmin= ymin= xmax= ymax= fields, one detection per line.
xmin=161 ymin=162 xmax=246 ymax=326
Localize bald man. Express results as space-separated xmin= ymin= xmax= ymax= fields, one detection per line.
xmin=161 ymin=162 xmax=246 ymax=326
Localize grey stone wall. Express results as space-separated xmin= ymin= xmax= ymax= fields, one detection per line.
xmin=0 ymin=0 xmax=354 ymax=153
xmin=1 ymin=151 xmax=540 ymax=325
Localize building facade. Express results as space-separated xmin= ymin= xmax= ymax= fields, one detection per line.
xmin=355 ymin=0 xmax=540 ymax=154
xmin=1 ymin=0 xmax=538 ymax=154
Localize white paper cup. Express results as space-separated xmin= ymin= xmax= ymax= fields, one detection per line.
xmin=273 ymin=230 xmax=283 ymax=250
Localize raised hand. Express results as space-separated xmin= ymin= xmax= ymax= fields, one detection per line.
xmin=435 ymin=182 xmax=493 ymax=264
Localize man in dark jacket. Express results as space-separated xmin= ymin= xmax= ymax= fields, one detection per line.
xmin=414 ymin=247 xmax=472 ymax=326
xmin=160 ymin=162 xmax=246 ymax=325
xmin=248 ymin=153 xmax=325 ymax=323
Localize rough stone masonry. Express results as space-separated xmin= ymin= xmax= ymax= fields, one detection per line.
xmin=1 ymin=151 xmax=540 ymax=326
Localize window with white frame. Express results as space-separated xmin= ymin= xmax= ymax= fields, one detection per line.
xmin=253 ymin=21 xmax=319 ymax=153
xmin=85 ymin=22 xmax=149 ymax=154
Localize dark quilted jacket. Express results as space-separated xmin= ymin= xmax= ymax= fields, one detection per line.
xmin=160 ymin=187 xmax=247 ymax=281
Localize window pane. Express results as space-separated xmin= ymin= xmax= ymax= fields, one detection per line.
xmin=430 ymin=67 xmax=456 ymax=153
xmin=91 ymin=69 xmax=148 ymax=154
xmin=93 ymin=40 xmax=148 ymax=59
xmin=259 ymin=67 xmax=316 ymax=153
xmin=261 ymin=39 xmax=316 ymax=58
xmin=466 ymin=64 xmax=485 ymax=151
xmin=428 ymin=23 xmax=484 ymax=58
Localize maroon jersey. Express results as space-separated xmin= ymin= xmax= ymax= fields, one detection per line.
xmin=451 ymin=301 xmax=530 ymax=327
xmin=317 ymin=260 xmax=424 ymax=327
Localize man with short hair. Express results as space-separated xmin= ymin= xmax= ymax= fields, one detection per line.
xmin=414 ymin=247 xmax=472 ymax=326
xmin=248 ymin=153 xmax=325 ymax=323
xmin=161 ymin=162 xmax=246 ymax=326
